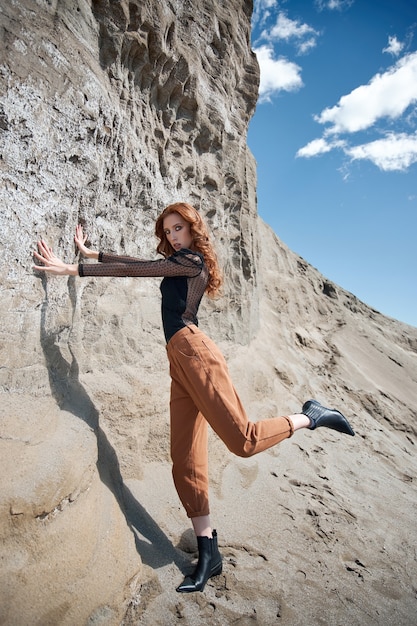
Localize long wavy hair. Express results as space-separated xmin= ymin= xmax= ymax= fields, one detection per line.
xmin=155 ymin=202 xmax=222 ymax=297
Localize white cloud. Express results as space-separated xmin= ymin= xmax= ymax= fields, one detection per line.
xmin=253 ymin=2 xmax=417 ymax=174
xmin=297 ymin=51 xmax=417 ymax=172
xmin=252 ymin=0 xmax=278 ymax=29
xmin=296 ymin=137 xmax=346 ymax=157
xmin=345 ymin=132 xmax=417 ymax=171
xmin=252 ymin=4 xmax=318 ymax=101
xmin=261 ymin=11 xmax=319 ymax=55
xmin=254 ymin=45 xmax=303 ymax=102
xmin=315 ymin=51 xmax=417 ymax=134
xmin=257 ymin=0 xmax=276 ymax=8
xmin=298 ymin=37 xmax=318 ymax=55
xmin=254 ymin=0 xmax=277 ymax=11
xmin=296 ymin=138 xmax=334 ymax=157
xmin=383 ymin=35 xmax=404 ymax=57
xmin=315 ymin=0 xmax=354 ymax=11
xmin=269 ymin=12 xmax=317 ymax=42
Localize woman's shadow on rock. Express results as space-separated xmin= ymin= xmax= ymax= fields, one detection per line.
xmin=37 ymin=274 xmax=187 ymax=573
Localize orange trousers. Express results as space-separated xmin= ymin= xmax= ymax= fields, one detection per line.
xmin=166 ymin=325 xmax=294 ymax=518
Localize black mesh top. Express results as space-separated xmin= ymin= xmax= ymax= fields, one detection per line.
xmin=78 ymin=249 xmax=208 ymax=342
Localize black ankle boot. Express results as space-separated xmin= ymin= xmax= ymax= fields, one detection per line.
xmin=302 ymin=399 xmax=355 ymax=436
xmin=176 ymin=529 xmax=223 ymax=593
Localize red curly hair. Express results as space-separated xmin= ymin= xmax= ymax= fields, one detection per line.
xmin=155 ymin=202 xmax=222 ymax=297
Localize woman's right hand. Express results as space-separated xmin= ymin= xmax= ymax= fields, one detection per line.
xmin=74 ymin=224 xmax=98 ymax=259
xmin=33 ymin=240 xmax=78 ymax=276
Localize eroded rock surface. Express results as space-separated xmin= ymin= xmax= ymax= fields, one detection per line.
xmin=1 ymin=1 xmax=260 ymax=623
xmin=1 ymin=2 xmax=417 ymax=625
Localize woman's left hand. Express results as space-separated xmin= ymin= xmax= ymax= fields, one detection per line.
xmin=33 ymin=240 xmax=78 ymax=276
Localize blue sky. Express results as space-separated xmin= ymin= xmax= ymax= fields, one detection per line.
xmin=248 ymin=0 xmax=417 ymax=327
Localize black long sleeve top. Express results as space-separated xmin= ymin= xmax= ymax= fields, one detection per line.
xmin=78 ymin=248 xmax=208 ymax=342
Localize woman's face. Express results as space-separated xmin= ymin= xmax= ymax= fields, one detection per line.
xmin=163 ymin=212 xmax=193 ymax=252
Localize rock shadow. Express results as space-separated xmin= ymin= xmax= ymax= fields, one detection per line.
xmin=37 ymin=273 xmax=185 ymax=572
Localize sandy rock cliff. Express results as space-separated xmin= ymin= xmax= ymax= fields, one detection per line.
xmin=1 ymin=1 xmax=416 ymax=625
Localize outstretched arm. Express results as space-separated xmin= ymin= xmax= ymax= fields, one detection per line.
xmin=33 ymin=240 xmax=78 ymax=276
xmin=74 ymin=224 xmax=99 ymax=259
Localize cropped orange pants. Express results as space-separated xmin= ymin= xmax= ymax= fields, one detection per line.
xmin=166 ymin=325 xmax=293 ymax=518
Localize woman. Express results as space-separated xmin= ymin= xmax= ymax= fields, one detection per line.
xmin=33 ymin=202 xmax=355 ymax=593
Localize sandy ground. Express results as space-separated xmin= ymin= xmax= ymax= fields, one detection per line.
xmin=114 ymin=312 xmax=417 ymax=626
